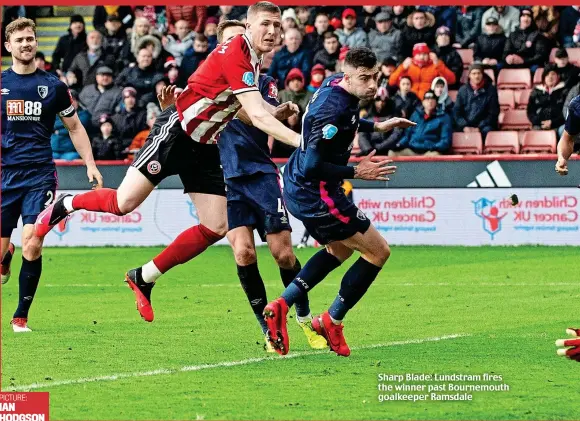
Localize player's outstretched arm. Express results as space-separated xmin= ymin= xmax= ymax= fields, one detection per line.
xmin=371 ymin=117 xmax=416 ymax=133
xmin=237 ymin=100 xmax=298 ymax=125
xmin=236 ymin=90 xmax=301 ymax=148
xmin=556 ymin=130 xmax=574 ymax=176
xmin=61 ymin=114 xmax=104 ymax=188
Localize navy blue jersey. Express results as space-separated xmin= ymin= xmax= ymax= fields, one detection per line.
xmin=218 ymin=75 xmax=280 ymax=178
xmin=565 ymin=94 xmax=580 ymax=136
xmin=284 ymin=74 xmax=360 ymax=197
xmin=1 ymin=68 xmax=75 ymax=168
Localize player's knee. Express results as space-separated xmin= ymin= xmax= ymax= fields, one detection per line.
xmin=373 ymin=242 xmax=391 ymax=267
xmin=22 ymin=233 xmax=42 ymax=260
xmin=116 ymin=198 xmax=134 ymax=216
xmin=207 ymin=219 xmax=227 ymax=237
xmin=272 ymin=247 xmax=295 ymax=269
xmin=233 ymin=244 xmax=257 ymax=266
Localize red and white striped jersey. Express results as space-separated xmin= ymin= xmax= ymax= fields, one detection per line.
xmin=175 ymin=34 xmax=261 ymax=144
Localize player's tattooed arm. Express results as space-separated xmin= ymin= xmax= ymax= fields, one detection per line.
xmin=61 ymin=114 xmax=104 ymax=188
xmin=556 ymin=130 xmax=574 ymax=175
xmin=236 ymin=90 xmax=301 ymax=147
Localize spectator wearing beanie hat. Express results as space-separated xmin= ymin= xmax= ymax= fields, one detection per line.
xmin=308 ymin=64 xmax=326 ymax=93
xmin=335 ymin=8 xmax=368 ymax=48
xmin=91 ymin=114 xmax=126 ymax=160
xmin=554 ymin=48 xmax=580 ymax=88
xmin=204 ymin=16 xmax=220 ymax=51
xmin=503 ymin=7 xmax=551 ymax=71
xmin=453 ymin=62 xmax=499 ymax=141
xmin=282 ymin=8 xmax=300 ymax=31
xmin=391 ymin=89 xmax=452 ymax=156
xmin=111 ymin=87 xmax=147 ymax=145
xmin=164 ymin=59 xmax=180 ymax=85
xmin=432 ymin=25 xmax=463 ymax=89
xmin=527 ymin=64 xmax=568 ymax=132
xmin=474 ymin=17 xmax=506 ymax=71
xmin=52 ymin=14 xmax=87 ymax=73
xmin=279 ymin=68 xmax=313 ymax=114
xmin=369 ymin=11 xmax=402 ymax=63
xmin=389 ymin=42 xmax=456 ymax=100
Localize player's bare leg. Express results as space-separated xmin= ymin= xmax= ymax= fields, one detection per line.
xmin=34 ymin=167 xmax=155 ymax=237
xmin=267 ymin=231 xmax=327 ymax=349
xmin=1 ymin=237 xmax=15 ymax=285
xmin=126 ymin=192 xmax=226 ymax=322
xmin=11 ymin=225 xmax=44 ymax=332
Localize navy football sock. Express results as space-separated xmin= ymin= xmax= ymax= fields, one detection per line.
xmin=14 ymin=256 xmax=42 ymax=319
xmin=237 ymin=262 xmax=268 ymax=334
xmin=281 ymin=249 xmax=342 ymax=308
xmin=329 ymin=257 xmax=382 ymax=321
xmin=279 ymin=258 xmax=310 ymax=317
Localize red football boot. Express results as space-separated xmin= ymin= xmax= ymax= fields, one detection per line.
xmin=125 ymin=268 xmax=154 ymax=322
xmin=556 ymin=328 xmax=580 ymax=362
xmin=312 ymin=311 xmax=351 ymax=357
xmin=263 ymin=298 xmax=289 ymax=355
xmin=34 ymin=193 xmax=71 ymax=237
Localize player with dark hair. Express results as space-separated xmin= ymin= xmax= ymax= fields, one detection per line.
xmin=554 ymin=95 xmax=580 ymax=362
xmin=263 ymin=47 xmax=415 ymax=356
xmin=1 ymin=18 xmax=103 ymax=332
xmin=35 ymin=4 xmax=302 ymax=326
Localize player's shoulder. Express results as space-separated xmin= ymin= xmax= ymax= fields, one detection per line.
xmin=219 ymin=34 xmax=252 ymax=57
xmin=38 ymin=69 xmax=65 ymax=87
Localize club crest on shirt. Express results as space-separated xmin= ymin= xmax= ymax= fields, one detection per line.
xmin=322 ymin=124 xmax=338 ymax=139
xmin=242 ymin=72 xmax=255 ymax=87
xmin=268 ymin=82 xmax=278 ymax=99
xmin=38 ymin=85 xmax=48 ymax=99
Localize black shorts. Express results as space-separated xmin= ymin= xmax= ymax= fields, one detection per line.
xmin=226 ymin=172 xmax=291 ymax=242
xmin=131 ymin=105 xmax=225 ymax=196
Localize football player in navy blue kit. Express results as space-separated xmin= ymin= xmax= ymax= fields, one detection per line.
xmin=263 ymin=48 xmax=415 ymax=356
xmin=555 ymin=95 xmax=580 ymax=362
xmin=219 ymin=70 xmax=326 ymax=352
xmin=1 ymin=18 xmax=103 ymax=332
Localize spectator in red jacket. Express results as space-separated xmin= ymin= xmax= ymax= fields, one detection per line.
xmin=166 ymin=6 xmax=207 ymax=34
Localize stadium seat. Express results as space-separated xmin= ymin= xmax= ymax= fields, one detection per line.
xmin=497 ymin=69 xmax=532 ymax=89
xmin=514 ymin=88 xmax=532 ymax=109
xmin=500 ymin=109 xmax=532 ymax=130
xmin=457 ymin=49 xmax=474 ymax=69
xmin=483 ymin=131 xmax=520 ymax=154
xmin=568 ymin=48 xmax=580 ymax=65
xmin=498 ymin=89 xmax=515 ymax=111
xmin=521 ymin=130 xmax=557 ymax=153
xmin=448 ymin=90 xmax=458 ymax=102
xmin=451 ymin=132 xmax=483 ymax=154
xmin=533 ymin=67 xmax=543 ymax=85
xmin=518 ymin=130 xmax=526 ymax=145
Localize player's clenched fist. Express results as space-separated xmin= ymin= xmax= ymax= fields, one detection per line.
xmin=555 ymin=158 xmax=569 ymax=176
xmin=556 ymin=328 xmax=580 ymax=361
xmin=354 ymin=150 xmax=397 ymax=181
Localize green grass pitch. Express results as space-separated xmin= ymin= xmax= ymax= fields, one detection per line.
xmin=2 ymin=246 xmax=579 ymax=420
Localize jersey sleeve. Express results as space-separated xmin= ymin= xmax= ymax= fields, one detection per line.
xmin=306 ymin=97 xmax=343 ymax=152
xmin=260 ymin=76 xmax=280 ymax=107
xmin=55 ymin=80 xmax=76 ymax=118
xmin=221 ymin=36 xmax=259 ymax=95
xmin=565 ymin=95 xmax=580 ymax=136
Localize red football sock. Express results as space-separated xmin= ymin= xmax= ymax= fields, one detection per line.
xmin=72 ymin=188 xmax=124 ymax=215
xmin=153 ymin=224 xmax=224 ymax=274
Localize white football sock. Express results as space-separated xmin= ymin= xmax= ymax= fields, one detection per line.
xmin=63 ymin=196 xmax=75 ymax=212
xmin=296 ymin=313 xmax=312 ymax=323
xmin=330 ymin=315 xmax=342 ymax=325
xmin=141 ymin=261 xmax=162 ymax=283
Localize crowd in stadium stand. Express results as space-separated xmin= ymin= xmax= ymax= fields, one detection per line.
xmin=3 ymin=5 xmax=580 ymax=160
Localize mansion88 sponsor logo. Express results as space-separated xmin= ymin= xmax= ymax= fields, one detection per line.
xmin=6 ymin=100 xmax=42 ymax=121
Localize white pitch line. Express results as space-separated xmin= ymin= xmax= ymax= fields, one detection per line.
xmin=42 ymin=282 xmax=579 ymax=288
xmin=8 ymin=333 xmax=469 ymax=392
